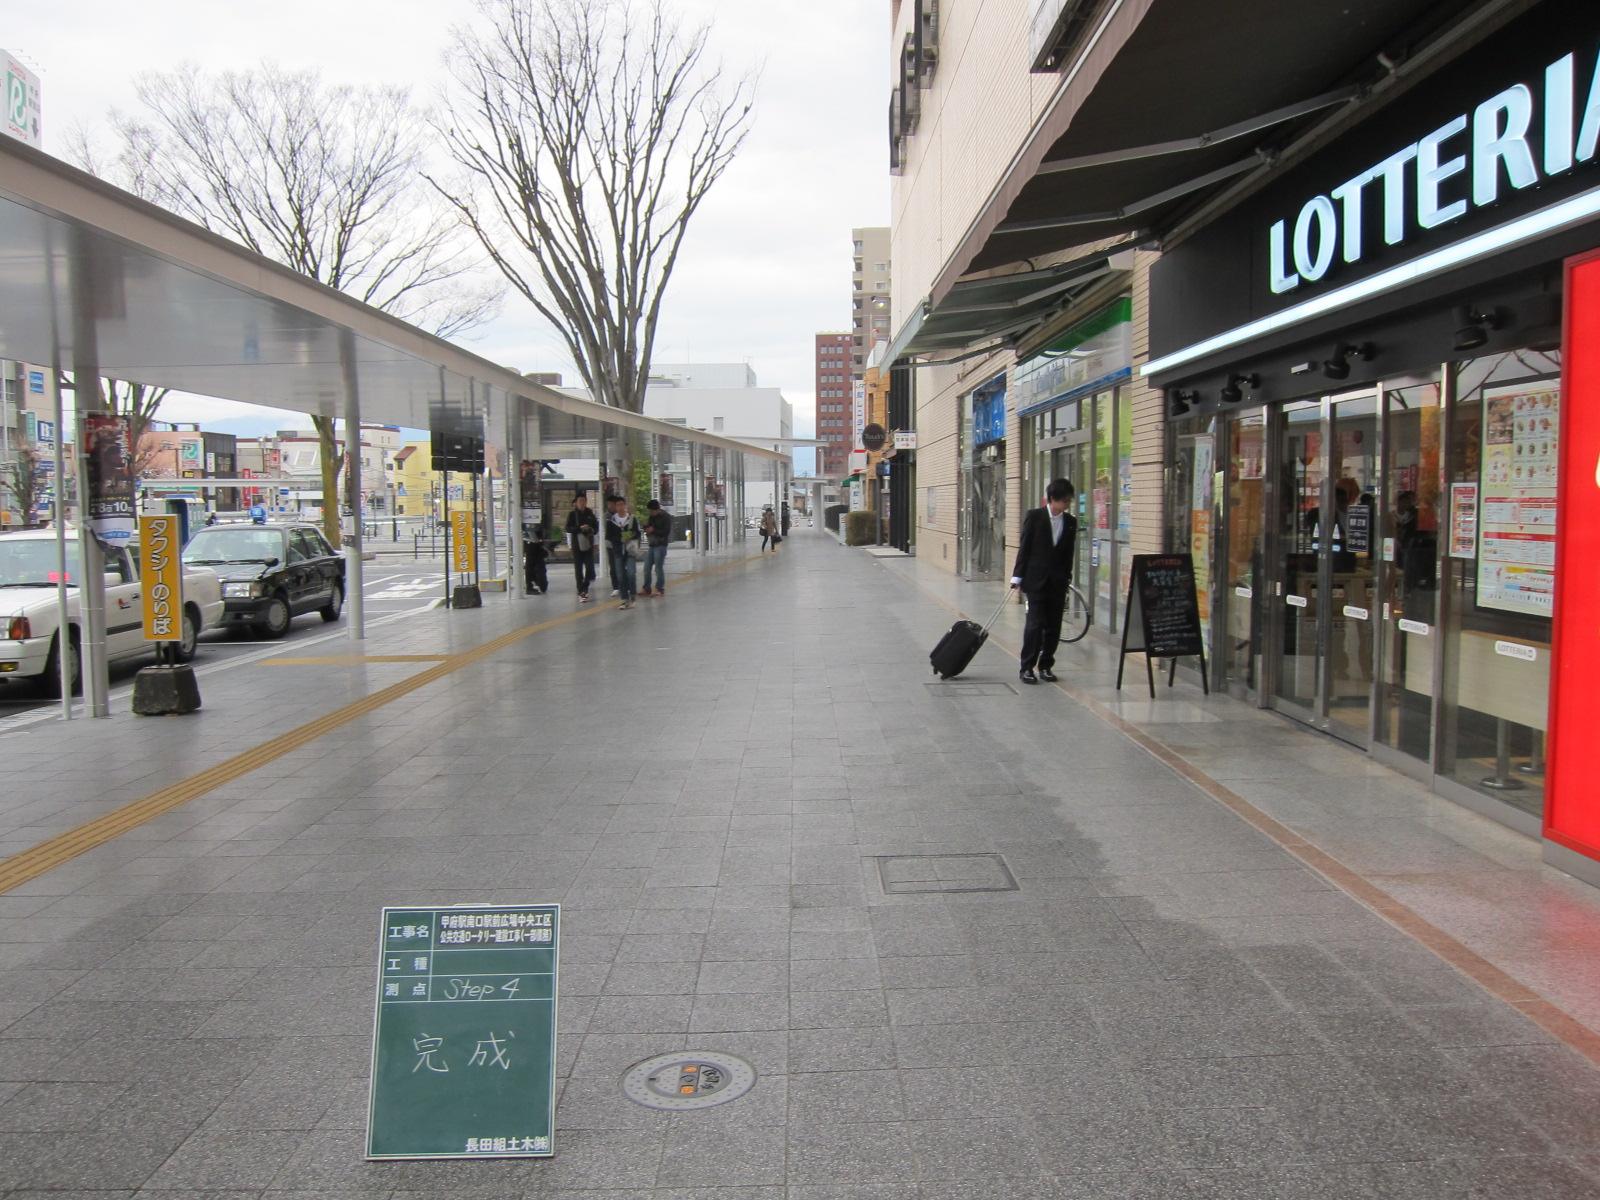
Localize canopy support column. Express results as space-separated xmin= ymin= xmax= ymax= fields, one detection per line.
xmin=71 ymin=286 xmax=109 ymax=718
xmin=507 ymin=394 xmax=524 ymax=600
xmin=340 ymin=333 xmax=365 ymax=641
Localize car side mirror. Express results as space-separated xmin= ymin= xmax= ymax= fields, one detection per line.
xmin=105 ymin=572 xmax=122 ymax=586
xmin=264 ymin=557 xmax=280 ymax=568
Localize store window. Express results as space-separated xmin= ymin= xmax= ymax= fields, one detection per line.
xmin=1167 ymin=414 xmax=1219 ymax=659
xmin=1093 ymin=391 xmax=1115 ymax=630
xmin=1222 ymin=412 xmax=1266 ymax=693
xmin=1438 ymin=347 xmax=1560 ymax=819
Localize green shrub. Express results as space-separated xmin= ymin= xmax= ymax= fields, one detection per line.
xmin=845 ymin=510 xmax=876 ymax=545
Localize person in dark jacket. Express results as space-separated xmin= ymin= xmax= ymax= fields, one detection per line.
xmin=608 ymin=495 xmax=642 ymax=609
xmin=566 ymin=493 xmax=600 ymax=602
xmin=642 ymin=499 xmax=672 ymax=597
xmin=1010 ymin=478 xmax=1078 ymax=685
xmin=523 ymin=522 xmax=551 ymax=594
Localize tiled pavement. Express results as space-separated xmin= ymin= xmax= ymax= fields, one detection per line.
xmin=1 ymin=530 xmax=1600 ymax=1197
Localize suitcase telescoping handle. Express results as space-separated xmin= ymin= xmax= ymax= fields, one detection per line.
xmin=981 ymin=592 xmax=1011 ymax=635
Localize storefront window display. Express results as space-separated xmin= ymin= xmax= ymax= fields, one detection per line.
xmin=1167 ymin=415 xmax=1219 ymax=660
xmin=1222 ymin=413 xmax=1266 ymax=694
xmin=1439 ymin=348 xmax=1561 ymax=820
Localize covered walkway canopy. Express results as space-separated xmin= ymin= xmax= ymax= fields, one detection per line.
xmin=0 ymin=134 xmax=788 ymax=711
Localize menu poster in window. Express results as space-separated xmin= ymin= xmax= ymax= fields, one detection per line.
xmin=1477 ymin=384 xmax=1558 ymax=616
xmin=1449 ymin=482 xmax=1478 ymax=558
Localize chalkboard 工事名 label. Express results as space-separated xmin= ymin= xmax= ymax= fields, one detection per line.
xmin=366 ymin=904 xmax=560 ymax=1160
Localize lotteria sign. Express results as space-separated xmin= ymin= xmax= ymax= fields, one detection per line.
xmin=1269 ymin=44 xmax=1600 ymax=295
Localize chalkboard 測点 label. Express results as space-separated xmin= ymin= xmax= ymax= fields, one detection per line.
xmin=366 ymin=904 xmax=559 ymax=1160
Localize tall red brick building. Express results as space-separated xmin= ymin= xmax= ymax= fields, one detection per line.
xmin=813 ymin=331 xmax=853 ymax=477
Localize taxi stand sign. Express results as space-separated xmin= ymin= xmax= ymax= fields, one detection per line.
xmin=450 ymin=509 xmax=475 ymax=575
xmin=365 ymin=903 xmax=559 ymax=1160
xmin=137 ymin=515 xmax=184 ymax=644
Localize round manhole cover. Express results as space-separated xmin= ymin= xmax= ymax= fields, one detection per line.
xmin=621 ymin=1051 xmax=756 ymax=1111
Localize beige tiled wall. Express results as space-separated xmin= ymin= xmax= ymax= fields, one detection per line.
xmin=890 ymin=0 xmax=1065 ymax=327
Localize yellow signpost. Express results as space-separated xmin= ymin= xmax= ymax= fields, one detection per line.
xmin=138 ymin=515 xmax=184 ymax=644
xmin=450 ymin=509 xmax=475 ymax=574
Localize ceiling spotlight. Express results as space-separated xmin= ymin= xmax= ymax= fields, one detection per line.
xmin=1322 ymin=342 xmax=1375 ymax=380
xmin=1219 ymin=373 xmax=1259 ymax=404
xmin=1169 ymin=388 xmax=1197 ymax=417
xmin=1453 ymin=305 xmax=1504 ymax=353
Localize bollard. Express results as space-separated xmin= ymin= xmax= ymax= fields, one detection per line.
xmin=131 ymin=664 xmax=202 ymax=715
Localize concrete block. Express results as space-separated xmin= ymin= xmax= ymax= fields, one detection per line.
xmin=131 ymin=665 xmax=202 ymax=716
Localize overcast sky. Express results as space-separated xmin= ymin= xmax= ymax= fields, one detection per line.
xmin=6 ymin=1 xmax=889 ymax=467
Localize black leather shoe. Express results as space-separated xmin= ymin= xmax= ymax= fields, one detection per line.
xmin=1038 ymin=668 xmax=1058 ymax=682
xmin=1019 ymin=669 xmax=1038 ymax=685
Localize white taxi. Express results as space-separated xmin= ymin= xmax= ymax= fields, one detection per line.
xmin=0 ymin=529 xmax=225 ymax=698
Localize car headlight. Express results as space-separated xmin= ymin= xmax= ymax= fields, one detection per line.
xmin=222 ymin=581 xmax=260 ymax=598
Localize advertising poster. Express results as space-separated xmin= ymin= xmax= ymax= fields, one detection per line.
xmin=1478 ymin=384 xmax=1558 ymax=615
xmin=83 ymin=414 xmax=135 ymax=545
xmin=1449 ymin=482 xmax=1478 ymax=558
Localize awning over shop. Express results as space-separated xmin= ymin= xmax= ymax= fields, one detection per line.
xmin=931 ymin=0 xmax=1503 ymax=302
xmin=898 ymin=243 xmax=1135 ymax=359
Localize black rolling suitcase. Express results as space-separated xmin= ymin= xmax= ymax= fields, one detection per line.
xmin=930 ymin=594 xmax=1010 ymax=680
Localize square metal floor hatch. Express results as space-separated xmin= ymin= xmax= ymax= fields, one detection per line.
xmin=874 ymin=853 xmax=1019 ymax=894
xmin=924 ymin=681 xmax=1018 ymax=697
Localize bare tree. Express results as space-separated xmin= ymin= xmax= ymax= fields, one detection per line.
xmin=85 ymin=66 xmax=500 ymax=545
xmin=436 ymin=0 xmax=754 ymax=415
xmin=3 ymin=445 xmax=42 ymax=529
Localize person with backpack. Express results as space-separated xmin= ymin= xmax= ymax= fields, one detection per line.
xmin=566 ymin=493 xmax=600 ymax=602
xmin=642 ymin=499 xmax=672 ymax=597
xmin=608 ymin=495 xmax=643 ymax=609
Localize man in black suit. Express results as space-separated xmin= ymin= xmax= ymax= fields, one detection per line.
xmin=1011 ymin=478 xmax=1078 ymax=684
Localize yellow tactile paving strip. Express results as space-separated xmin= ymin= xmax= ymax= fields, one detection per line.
xmin=0 ymin=553 xmax=764 ymax=896
xmin=925 ymin=585 xmax=1600 ymax=1070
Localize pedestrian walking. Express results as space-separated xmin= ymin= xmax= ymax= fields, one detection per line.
xmin=759 ymin=505 xmax=779 ymax=552
xmin=604 ymin=494 xmax=623 ymax=597
xmin=780 ymin=502 xmax=791 ymax=538
xmin=1011 ymin=478 xmax=1078 ymax=685
xmin=641 ymin=499 xmax=672 ymax=597
xmin=566 ymin=492 xmax=600 ymax=602
xmin=609 ymin=495 xmax=643 ymax=609
xmin=523 ymin=522 xmax=554 ymax=594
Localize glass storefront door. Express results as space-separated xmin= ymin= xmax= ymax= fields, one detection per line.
xmin=1268 ymin=392 xmax=1380 ymax=744
xmin=1375 ymin=377 xmax=1443 ymax=766
xmin=1325 ymin=393 xmax=1380 ymax=743
xmin=1052 ymin=440 xmax=1094 ymax=620
xmin=1272 ymin=401 xmax=1324 ymax=719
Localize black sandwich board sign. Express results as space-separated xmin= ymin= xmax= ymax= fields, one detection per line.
xmin=366 ymin=903 xmax=560 ymax=1160
xmin=1116 ymin=553 xmax=1209 ymax=699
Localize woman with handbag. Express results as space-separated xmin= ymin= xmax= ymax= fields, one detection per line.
xmin=611 ymin=497 xmax=645 ymax=609
xmin=759 ymin=505 xmax=780 ymax=553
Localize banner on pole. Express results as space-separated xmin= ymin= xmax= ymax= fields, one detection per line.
xmin=84 ymin=414 xmax=136 ymax=545
xmin=138 ymin=515 xmax=184 ymax=641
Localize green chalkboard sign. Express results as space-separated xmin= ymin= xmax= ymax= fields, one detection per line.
xmin=365 ymin=904 xmax=560 ymax=1160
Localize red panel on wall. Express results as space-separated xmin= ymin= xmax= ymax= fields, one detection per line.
xmin=1546 ymin=250 xmax=1600 ymax=859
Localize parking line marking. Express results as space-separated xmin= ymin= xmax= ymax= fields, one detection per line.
xmin=0 ymin=552 xmax=767 ymax=895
